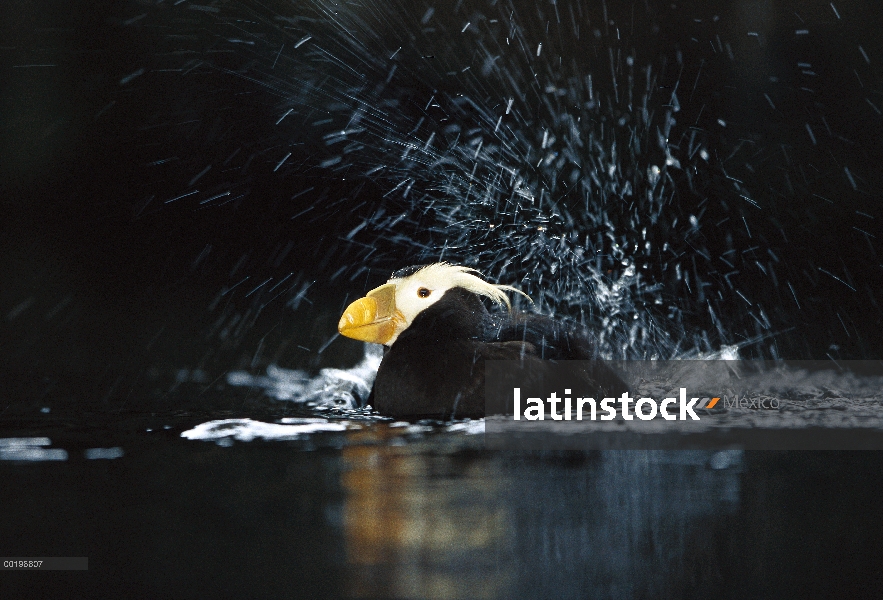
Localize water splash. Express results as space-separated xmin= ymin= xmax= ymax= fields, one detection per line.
xmin=308 ymin=8 xmax=746 ymax=359
xmin=226 ymin=343 xmax=383 ymax=409
xmin=135 ymin=0 xmax=881 ymax=360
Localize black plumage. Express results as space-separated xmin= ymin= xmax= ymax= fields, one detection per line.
xmin=363 ymin=286 xmax=626 ymax=420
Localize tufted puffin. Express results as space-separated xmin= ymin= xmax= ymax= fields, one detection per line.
xmin=337 ymin=263 xmax=627 ymax=420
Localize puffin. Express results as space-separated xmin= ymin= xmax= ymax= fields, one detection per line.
xmin=337 ymin=263 xmax=626 ymax=420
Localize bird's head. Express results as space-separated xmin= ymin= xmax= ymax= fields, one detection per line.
xmin=337 ymin=262 xmax=529 ymax=346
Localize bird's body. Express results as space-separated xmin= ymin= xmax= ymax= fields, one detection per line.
xmin=337 ymin=263 xmax=626 ymax=420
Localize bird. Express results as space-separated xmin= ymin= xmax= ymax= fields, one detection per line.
xmin=337 ymin=262 xmax=627 ymax=420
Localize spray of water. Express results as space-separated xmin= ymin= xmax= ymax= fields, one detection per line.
xmin=236 ymin=1 xmax=738 ymax=358
xmin=131 ymin=0 xmax=881 ymax=365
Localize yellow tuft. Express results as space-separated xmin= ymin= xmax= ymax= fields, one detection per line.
xmin=399 ymin=262 xmax=532 ymax=310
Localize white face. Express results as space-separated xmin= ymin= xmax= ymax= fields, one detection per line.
xmin=339 ymin=263 xmax=517 ymax=347
xmin=385 ymin=272 xmax=456 ymax=345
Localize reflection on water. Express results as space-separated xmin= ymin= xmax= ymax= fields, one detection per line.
xmin=504 ymin=450 xmax=742 ymax=598
xmin=342 ymin=426 xmax=509 ymax=599
xmin=2 ymin=394 xmax=882 ymax=598
xmin=339 ymin=426 xmax=743 ymax=599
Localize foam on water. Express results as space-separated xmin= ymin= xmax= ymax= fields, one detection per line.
xmin=226 ymin=343 xmax=383 ymax=409
xmin=181 ymin=417 xmax=352 ymax=443
xmin=84 ymin=447 xmax=125 ymax=460
xmin=180 ymin=415 xmax=485 ymax=444
xmin=0 ymin=438 xmax=68 ymax=462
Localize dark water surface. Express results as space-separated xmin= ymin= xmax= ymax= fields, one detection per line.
xmin=2 ymin=386 xmax=883 ymax=599
xmin=2 ymin=0 xmax=883 ymax=597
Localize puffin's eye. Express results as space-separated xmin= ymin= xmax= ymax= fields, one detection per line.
xmin=417 ymin=287 xmax=432 ymax=298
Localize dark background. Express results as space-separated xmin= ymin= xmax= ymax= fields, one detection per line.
xmin=1 ymin=4 xmax=883 ymax=598
xmin=2 ymin=0 xmax=882 ymax=412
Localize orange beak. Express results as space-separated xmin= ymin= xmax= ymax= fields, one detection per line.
xmin=337 ymin=283 xmax=398 ymax=344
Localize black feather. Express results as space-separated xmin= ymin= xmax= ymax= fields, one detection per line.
xmin=368 ymin=287 xmax=627 ymax=420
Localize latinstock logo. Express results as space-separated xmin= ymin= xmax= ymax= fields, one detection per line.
xmin=511 ymin=388 xmax=724 ymax=421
